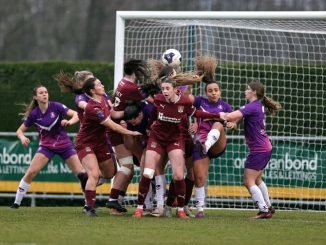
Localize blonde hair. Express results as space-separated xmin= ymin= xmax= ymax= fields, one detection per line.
xmin=54 ymin=70 xmax=93 ymax=93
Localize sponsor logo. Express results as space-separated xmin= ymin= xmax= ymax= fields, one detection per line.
xmin=0 ymin=147 xmax=32 ymax=165
xmin=158 ymin=112 xmax=180 ymax=123
xmin=233 ymin=153 xmax=319 ymax=181
xmin=233 ymin=153 xmax=318 ymax=171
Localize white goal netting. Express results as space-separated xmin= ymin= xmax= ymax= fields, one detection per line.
xmin=120 ymin=17 xmax=326 ymax=210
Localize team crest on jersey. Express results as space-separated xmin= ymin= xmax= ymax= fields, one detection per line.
xmin=85 ymin=147 xmax=91 ymax=152
xmin=50 ymin=112 xmax=56 ymax=118
xmin=96 ymin=110 xmax=105 ymax=120
xmin=218 ymin=105 xmax=223 ymax=110
xmin=178 ymin=106 xmax=184 ymax=113
xmin=150 ymin=141 xmax=157 ymax=148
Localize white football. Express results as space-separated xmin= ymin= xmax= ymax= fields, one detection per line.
xmin=161 ymin=49 xmax=182 ymax=67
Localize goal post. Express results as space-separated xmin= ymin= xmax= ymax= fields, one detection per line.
xmin=114 ymin=11 xmax=326 ymax=86
xmin=114 ymin=11 xmax=326 ymax=210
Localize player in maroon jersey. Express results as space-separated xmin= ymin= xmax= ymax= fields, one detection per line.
xmin=75 ymin=77 xmax=141 ymax=216
xmin=133 ymin=78 xmax=222 ymax=219
xmin=151 ymin=66 xmax=198 ymax=217
xmin=106 ymin=59 xmax=153 ymax=214
xmin=55 ymin=70 xmax=111 ymax=211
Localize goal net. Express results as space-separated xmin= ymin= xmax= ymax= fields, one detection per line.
xmin=115 ymin=12 xmax=326 ymax=210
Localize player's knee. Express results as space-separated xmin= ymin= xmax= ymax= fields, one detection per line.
xmin=118 ymin=156 xmax=134 ymax=177
xmin=25 ymin=169 xmax=38 ymax=180
xmin=119 ymin=166 xmax=132 ymax=176
xmin=243 ymin=177 xmax=252 ymax=189
xmin=119 ymin=156 xmax=134 ymax=166
xmin=195 ymin=175 xmax=206 ymax=186
xmin=172 ymin=173 xmax=184 ymax=181
xmin=143 ymin=167 xmax=155 ymax=179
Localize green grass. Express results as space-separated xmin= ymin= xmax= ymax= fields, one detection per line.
xmin=0 ymin=207 xmax=325 ymax=245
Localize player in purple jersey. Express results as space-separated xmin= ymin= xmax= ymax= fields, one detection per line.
xmin=133 ymin=78 xmax=222 ymax=219
xmin=220 ymin=80 xmax=281 ymax=219
xmin=124 ymin=101 xmax=157 ymax=214
xmin=188 ymin=80 xmax=237 ymax=218
xmin=10 ymin=85 xmax=87 ymax=209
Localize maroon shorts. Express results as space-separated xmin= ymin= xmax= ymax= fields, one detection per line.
xmin=76 ymin=144 xmax=111 ymax=163
xmin=146 ymin=136 xmax=185 ymax=155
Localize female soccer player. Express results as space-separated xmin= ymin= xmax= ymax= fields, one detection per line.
xmin=190 ymin=80 xmax=236 ymax=218
xmin=11 ymin=85 xmax=87 ymax=208
xmin=133 ymin=78 xmax=222 ymax=219
xmin=76 ymin=77 xmax=141 ymax=216
xmin=153 ymin=65 xmax=198 ymax=218
xmin=220 ymin=80 xmax=281 ymax=219
xmin=56 ymin=70 xmax=110 ymax=203
xmin=106 ymin=59 xmax=151 ymax=214
xmin=55 ymin=70 xmax=95 ymax=122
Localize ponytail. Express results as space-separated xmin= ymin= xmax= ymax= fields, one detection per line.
xmin=262 ymin=95 xmax=282 ymax=115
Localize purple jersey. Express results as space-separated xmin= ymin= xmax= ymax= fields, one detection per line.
xmin=24 ymin=102 xmax=72 ymax=149
xmin=127 ymin=102 xmax=154 ymax=147
xmin=127 ymin=102 xmax=153 ymax=135
xmin=75 ymin=93 xmax=90 ymax=122
xmin=239 ymin=99 xmax=272 ymax=152
xmin=194 ymin=96 xmax=232 ymax=142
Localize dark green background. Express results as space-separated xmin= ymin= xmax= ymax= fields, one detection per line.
xmin=1 ymin=62 xmax=325 ymax=137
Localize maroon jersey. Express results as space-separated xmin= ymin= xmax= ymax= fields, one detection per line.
xmin=149 ymin=93 xmax=196 ymax=142
xmin=113 ymin=79 xmax=145 ymax=111
xmin=76 ymin=96 xmax=110 ymax=149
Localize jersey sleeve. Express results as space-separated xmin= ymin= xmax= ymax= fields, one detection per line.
xmin=23 ymin=112 xmax=35 ymax=128
xmin=224 ymin=102 xmax=233 ymax=113
xmin=75 ymin=94 xmax=87 ymax=107
xmin=239 ymin=102 xmax=256 ymax=117
xmin=54 ymin=102 xmax=69 ymax=115
xmin=193 ymin=96 xmax=202 ymax=109
xmin=184 ymin=102 xmax=196 ymax=117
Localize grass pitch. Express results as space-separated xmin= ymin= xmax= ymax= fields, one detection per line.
xmin=0 ymin=207 xmax=325 ymax=245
